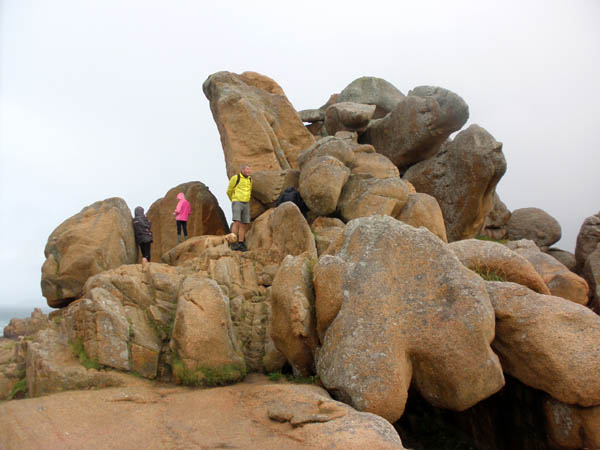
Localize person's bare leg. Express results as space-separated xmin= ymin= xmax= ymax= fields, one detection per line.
xmin=232 ymin=221 xmax=240 ymax=240
xmin=238 ymin=223 xmax=246 ymax=242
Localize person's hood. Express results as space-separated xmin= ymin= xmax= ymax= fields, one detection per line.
xmin=177 ymin=193 xmax=185 ymax=201
xmin=134 ymin=206 xmax=145 ymax=217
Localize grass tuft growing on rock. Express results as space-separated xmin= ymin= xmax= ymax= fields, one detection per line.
xmin=171 ymin=353 xmax=246 ymax=387
xmin=70 ymin=337 xmax=100 ymax=370
xmin=267 ymin=371 xmax=320 ymax=385
xmin=475 ymin=235 xmax=508 ymax=245
xmin=472 ymin=267 xmax=506 ymax=282
xmin=7 ymin=378 xmax=27 ymax=400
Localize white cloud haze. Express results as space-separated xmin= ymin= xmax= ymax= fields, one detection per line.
xmin=1 ymin=0 xmax=599 ymax=307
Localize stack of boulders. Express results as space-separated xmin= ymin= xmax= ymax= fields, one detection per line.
xmin=2 ymin=70 xmax=599 ymax=450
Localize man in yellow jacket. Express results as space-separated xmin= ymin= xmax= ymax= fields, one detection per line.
xmin=226 ymin=163 xmax=252 ymax=251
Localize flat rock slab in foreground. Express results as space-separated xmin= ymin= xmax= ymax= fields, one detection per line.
xmin=0 ymin=375 xmax=405 ymax=450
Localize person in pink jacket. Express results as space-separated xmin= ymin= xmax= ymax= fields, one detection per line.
xmin=173 ymin=192 xmax=191 ymax=243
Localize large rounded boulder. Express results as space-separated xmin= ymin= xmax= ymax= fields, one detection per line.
xmin=41 ymin=197 xmax=137 ymax=308
xmin=146 ymin=181 xmax=229 ymax=261
xmin=404 ymin=124 xmax=506 ymax=242
xmin=315 ymin=215 xmax=504 ymax=423
xmin=506 ymin=207 xmax=562 ymax=249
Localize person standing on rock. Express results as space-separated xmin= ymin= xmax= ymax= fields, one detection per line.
xmin=227 ymin=163 xmax=252 ymax=252
xmin=173 ymin=192 xmax=191 ymax=243
xmin=132 ymin=206 xmax=153 ymax=263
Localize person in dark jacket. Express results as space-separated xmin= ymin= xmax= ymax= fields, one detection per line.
xmin=133 ymin=206 xmax=153 ymax=263
xmin=276 ymin=187 xmax=308 ymax=216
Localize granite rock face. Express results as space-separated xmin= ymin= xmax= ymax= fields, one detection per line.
xmin=507 ymin=239 xmax=589 ymax=305
xmin=449 ymin=239 xmax=550 ymax=294
xmin=506 ymin=207 xmax=562 ymax=249
xmin=270 ymin=255 xmax=318 ymax=376
xmin=315 ymin=216 xmax=504 ymax=423
xmin=41 ymin=197 xmax=137 ymax=308
xmin=395 ymin=192 xmax=448 ymax=242
xmin=487 ymin=281 xmax=600 ymax=407
xmin=146 ymin=181 xmax=229 ymax=261
xmin=404 ymin=125 xmax=506 ymax=242
xmin=363 ymin=86 xmax=469 ymax=170
xmin=337 ymin=76 xmax=406 ymax=119
xmin=203 ymin=71 xmax=315 ymax=176
xmin=575 ymin=211 xmax=600 ymax=272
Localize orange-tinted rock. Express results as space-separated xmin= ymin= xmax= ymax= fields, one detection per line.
xmin=404 ymin=125 xmax=506 ymax=242
xmin=270 ymin=255 xmax=318 ymax=376
xmin=146 ymin=181 xmax=228 ymax=261
xmin=316 ymin=216 xmax=504 ymax=423
xmin=203 ymin=71 xmax=315 ymax=176
xmin=507 ymin=239 xmax=589 ymax=305
xmin=487 ymin=282 xmax=600 ymax=406
xmin=396 ymin=192 xmax=448 ymax=242
xmin=449 ymin=239 xmax=550 ymax=294
xmin=544 ymin=397 xmax=600 ymax=450
xmin=41 ymin=197 xmax=137 ymax=308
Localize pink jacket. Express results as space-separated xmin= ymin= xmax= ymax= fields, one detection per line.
xmin=174 ymin=193 xmax=191 ymax=221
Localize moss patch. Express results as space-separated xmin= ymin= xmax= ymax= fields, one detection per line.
xmin=70 ymin=337 xmax=100 ymax=370
xmin=171 ymin=353 xmax=246 ymax=387
xmin=7 ymin=378 xmax=27 ymax=400
xmin=267 ymin=371 xmax=320 ymax=385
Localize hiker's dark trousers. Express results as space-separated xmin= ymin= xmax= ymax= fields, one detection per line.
xmin=176 ymin=220 xmax=188 ymax=236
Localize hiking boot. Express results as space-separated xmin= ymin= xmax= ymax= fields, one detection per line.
xmin=238 ymin=242 xmax=247 ymax=252
xmin=231 ymin=242 xmax=241 ymax=251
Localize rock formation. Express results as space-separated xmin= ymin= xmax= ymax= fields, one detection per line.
xmin=506 ymin=207 xmax=562 ymax=249
xmin=41 ymin=197 xmax=137 ymax=308
xmin=507 ymin=239 xmax=589 ymax=305
xmin=363 ymin=86 xmax=469 ymax=170
xmin=203 ymin=71 xmax=315 ymax=176
xmin=575 ymin=211 xmax=600 ymax=272
xmin=146 ymin=181 xmax=229 ymax=261
xmin=404 ymin=124 xmax=506 ymax=242
xmin=315 ymin=216 xmax=504 ymax=423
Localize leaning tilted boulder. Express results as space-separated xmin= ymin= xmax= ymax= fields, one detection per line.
xmin=41 ymin=197 xmax=137 ymax=308
xmin=203 ymin=71 xmax=315 ymax=176
xmin=486 ymin=282 xmax=600 ymax=407
xmin=395 ymin=192 xmax=448 ymax=242
xmin=362 ymin=86 xmax=469 ymax=170
xmin=337 ymin=76 xmax=405 ymax=119
xmin=270 ymin=255 xmax=318 ymax=376
xmin=404 ymin=125 xmax=506 ymax=242
xmin=449 ymin=239 xmax=550 ymax=294
xmin=315 ymin=216 xmax=504 ymax=423
xmin=146 ymin=181 xmax=229 ymax=261
xmin=575 ymin=211 xmax=600 ymax=273
xmin=337 ymin=175 xmax=410 ymax=222
xmin=170 ymin=276 xmax=246 ymax=385
xmin=507 ymin=239 xmax=589 ymax=305
xmin=506 ymin=207 xmax=562 ymax=249
xmin=324 ymin=102 xmax=376 ymax=135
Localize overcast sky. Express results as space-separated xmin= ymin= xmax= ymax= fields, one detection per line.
xmin=1 ymin=0 xmax=599 ymax=308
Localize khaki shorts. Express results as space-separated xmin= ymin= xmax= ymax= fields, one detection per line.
xmin=232 ymin=201 xmax=250 ymax=224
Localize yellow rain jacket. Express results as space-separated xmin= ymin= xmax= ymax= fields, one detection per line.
xmin=227 ymin=173 xmax=253 ymax=202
